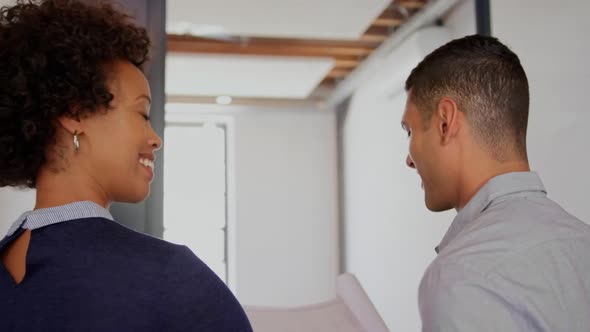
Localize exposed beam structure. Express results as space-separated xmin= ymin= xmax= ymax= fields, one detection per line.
xmin=398 ymin=0 xmax=428 ymax=10
xmin=373 ymin=17 xmax=403 ymax=27
xmin=166 ymin=0 xmax=429 ymax=101
xmin=168 ymin=34 xmax=377 ymax=58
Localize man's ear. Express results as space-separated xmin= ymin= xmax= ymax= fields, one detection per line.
xmin=434 ymin=97 xmax=460 ymax=144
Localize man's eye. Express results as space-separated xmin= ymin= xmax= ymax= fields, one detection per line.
xmin=141 ymin=114 xmax=150 ymax=121
xmin=407 ymin=130 xmax=411 ymax=138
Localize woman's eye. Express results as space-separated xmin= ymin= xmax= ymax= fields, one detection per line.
xmin=141 ymin=114 xmax=150 ymax=121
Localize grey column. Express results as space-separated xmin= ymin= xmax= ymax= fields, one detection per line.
xmin=110 ymin=0 xmax=166 ymax=238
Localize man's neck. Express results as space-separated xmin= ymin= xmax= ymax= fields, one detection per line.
xmin=456 ymin=159 xmax=530 ymax=211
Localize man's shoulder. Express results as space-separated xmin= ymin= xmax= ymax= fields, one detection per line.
xmin=426 ymin=196 xmax=590 ymax=280
xmin=484 ymin=192 xmax=590 ymax=235
xmin=440 ymin=195 xmax=590 ymax=272
xmin=421 ymin=215 xmax=590 ymax=332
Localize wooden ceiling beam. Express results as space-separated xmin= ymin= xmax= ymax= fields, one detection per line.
xmin=360 ymin=34 xmax=388 ymax=43
xmin=377 ymin=5 xmax=404 ymax=18
xmin=334 ymin=59 xmax=360 ymax=68
xmin=365 ymin=25 xmax=394 ymax=36
xmin=327 ymin=68 xmax=353 ymax=79
xmin=397 ymin=0 xmax=427 ymax=10
xmin=372 ymin=18 xmax=403 ymax=27
xmin=168 ymin=34 xmax=376 ymax=58
xmin=319 ymin=77 xmax=339 ymax=87
xmin=373 ymin=2 xmax=405 ymax=27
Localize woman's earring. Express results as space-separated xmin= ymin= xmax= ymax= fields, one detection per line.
xmin=73 ymin=130 xmax=80 ymax=152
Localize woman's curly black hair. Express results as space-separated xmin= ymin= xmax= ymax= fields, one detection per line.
xmin=0 ymin=0 xmax=150 ymax=188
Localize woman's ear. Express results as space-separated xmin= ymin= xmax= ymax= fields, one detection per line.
xmin=57 ymin=115 xmax=83 ymax=135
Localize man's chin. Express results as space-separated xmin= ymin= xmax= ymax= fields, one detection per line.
xmin=425 ymin=197 xmax=453 ymax=212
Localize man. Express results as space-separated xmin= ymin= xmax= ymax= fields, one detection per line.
xmin=401 ymin=35 xmax=590 ymax=331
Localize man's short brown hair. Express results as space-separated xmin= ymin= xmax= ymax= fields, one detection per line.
xmin=405 ymin=35 xmax=529 ymax=160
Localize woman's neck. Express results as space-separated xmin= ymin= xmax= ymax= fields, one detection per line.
xmin=34 ymin=167 xmax=110 ymax=209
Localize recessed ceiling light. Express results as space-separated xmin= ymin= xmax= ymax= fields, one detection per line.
xmin=216 ymin=96 xmax=233 ymax=105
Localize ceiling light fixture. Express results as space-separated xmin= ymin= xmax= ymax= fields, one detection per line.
xmin=216 ymin=96 xmax=233 ymax=105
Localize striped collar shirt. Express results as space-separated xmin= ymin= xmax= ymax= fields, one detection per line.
xmin=5 ymin=201 xmax=113 ymax=238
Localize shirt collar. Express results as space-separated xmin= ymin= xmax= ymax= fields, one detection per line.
xmin=5 ymin=200 xmax=113 ymax=237
xmin=435 ymin=171 xmax=547 ymax=254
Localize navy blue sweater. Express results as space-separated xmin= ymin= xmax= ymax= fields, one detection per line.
xmin=0 ymin=217 xmax=253 ymax=331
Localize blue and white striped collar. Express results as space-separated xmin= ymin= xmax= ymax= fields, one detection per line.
xmin=5 ymin=201 xmax=113 ymax=237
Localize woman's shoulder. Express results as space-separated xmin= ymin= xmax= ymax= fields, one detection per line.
xmin=32 ymin=216 xmax=200 ymax=273
xmin=86 ymin=218 xmax=200 ymax=267
xmin=100 ymin=219 xmax=252 ymax=330
xmin=23 ymin=217 xmax=253 ymax=331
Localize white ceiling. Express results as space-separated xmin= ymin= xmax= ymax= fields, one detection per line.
xmin=166 ymin=53 xmax=334 ymax=99
xmin=167 ymin=0 xmax=390 ymax=40
xmin=166 ymin=0 xmax=389 ymax=100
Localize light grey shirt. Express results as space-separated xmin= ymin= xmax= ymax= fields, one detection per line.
xmin=419 ymin=172 xmax=590 ymax=332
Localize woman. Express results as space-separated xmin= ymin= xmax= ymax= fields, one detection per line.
xmin=0 ymin=1 xmax=252 ymax=331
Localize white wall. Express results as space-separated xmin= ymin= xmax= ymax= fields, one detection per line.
xmin=444 ymin=0 xmax=475 ymax=38
xmin=166 ymin=104 xmax=340 ymax=307
xmin=341 ymin=1 xmax=475 ymax=330
xmin=233 ymin=108 xmax=339 ymax=306
xmin=491 ymin=0 xmax=590 ymax=223
xmin=0 ymin=187 xmax=35 ymax=235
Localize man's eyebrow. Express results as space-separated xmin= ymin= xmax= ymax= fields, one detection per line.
xmin=136 ymin=94 xmax=152 ymax=104
xmin=401 ymin=121 xmax=408 ymax=130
